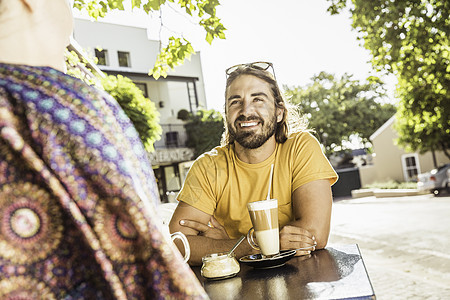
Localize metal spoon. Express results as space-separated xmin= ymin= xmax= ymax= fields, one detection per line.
xmin=227 ymin=235 xmax=246 ymax=257
xmin=269 ymin=242 xmax=318 ymax=259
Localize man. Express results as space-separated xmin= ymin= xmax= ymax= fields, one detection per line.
xmin=170 ymin=62 xmax=337 ymax=266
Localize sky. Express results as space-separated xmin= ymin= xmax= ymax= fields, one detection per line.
xmin=73 ymin=0 xmax=397 ymax=111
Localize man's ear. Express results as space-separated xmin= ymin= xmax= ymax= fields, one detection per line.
xmin=276 ymin=107 xmax=284 ymax=123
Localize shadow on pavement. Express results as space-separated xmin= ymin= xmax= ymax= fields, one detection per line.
xmin=333 ymin=195 xmax=353 ymax=202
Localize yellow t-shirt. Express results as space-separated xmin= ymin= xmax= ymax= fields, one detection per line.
xmin=177 ymin=131 xmax=338 ymax=238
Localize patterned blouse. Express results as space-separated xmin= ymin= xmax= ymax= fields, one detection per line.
xmin=0 ymin=63 xmax=207 ymax=299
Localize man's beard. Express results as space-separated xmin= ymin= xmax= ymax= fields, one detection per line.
xmin=228 ymin=114 xmax=277 ymax=149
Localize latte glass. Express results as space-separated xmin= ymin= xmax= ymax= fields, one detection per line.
xmin=247 ymin=199 xmax=279 ymax=257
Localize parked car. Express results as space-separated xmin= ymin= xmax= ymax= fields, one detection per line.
xmin=417 ymin=163 xmax=450 ymax=195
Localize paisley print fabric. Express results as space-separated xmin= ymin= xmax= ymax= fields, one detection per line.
xmin=0 ymin=63 xmax=207 ymax=299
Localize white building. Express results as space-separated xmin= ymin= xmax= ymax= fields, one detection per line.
xmin=73 ymin=18 xmax=207 ymax=202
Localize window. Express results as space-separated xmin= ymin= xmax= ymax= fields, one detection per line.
xmin=186 ymin=81 xmax=198 ymax=113
xmin=95 ymin=49 xmax=108 ymax=66
xmin=401 ymin=154 xmax=421 ymax=181
xmin=165 ymin=131 xmax=179 ymax=148
xmin=134 ymin=82 xmax=148 ymax=98
xmin=118 ymin=51 xmax=131 ymax=67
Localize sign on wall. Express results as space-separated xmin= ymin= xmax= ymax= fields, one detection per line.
xmin=148 ymin=148 xmax=194 ymax=165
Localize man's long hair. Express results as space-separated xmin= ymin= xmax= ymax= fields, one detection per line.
xmin=220 ymin=66 xmax=307 ymax=146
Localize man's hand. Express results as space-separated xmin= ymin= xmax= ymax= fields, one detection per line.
xmin=280 ymin=225 xmax=316 ymax=256
xmin=169 ymin=203 xmax=246 ymax=265
xmin=180 ymin=216 xmax=230 ymax=240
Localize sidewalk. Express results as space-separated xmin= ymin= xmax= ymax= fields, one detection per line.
xmin=329 ymin=193 xmax=450 ymax=299
xmin=351 ymin=188 xmax=431 ymax=198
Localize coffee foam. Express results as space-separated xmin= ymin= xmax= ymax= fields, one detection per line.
xmin=247 ymin=199 xmax=277 ymax=211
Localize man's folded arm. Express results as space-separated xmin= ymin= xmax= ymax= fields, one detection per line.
xmin=169 ymin=202 xmax=252 ymax=266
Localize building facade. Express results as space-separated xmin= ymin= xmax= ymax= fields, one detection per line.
xmin=73 ymin=18 xmax=207 ymax=202
xmin=359 ymin=116 xmax=449 ymax=186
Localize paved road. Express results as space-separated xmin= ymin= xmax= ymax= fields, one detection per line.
xmin=328 ymin=193 xmax=450 ymax=300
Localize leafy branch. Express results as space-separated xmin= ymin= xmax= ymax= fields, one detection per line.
xmin=73 ymin=0 xmax=226 ymax=78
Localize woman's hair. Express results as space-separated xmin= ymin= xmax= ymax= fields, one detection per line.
xmin=220 ymin=66 xmax=307 ymax=146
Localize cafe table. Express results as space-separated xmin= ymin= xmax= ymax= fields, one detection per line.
xmin=191 ymin=244 xmax=376 ymax=300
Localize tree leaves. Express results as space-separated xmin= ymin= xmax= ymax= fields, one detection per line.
xmin=101 ymin=75 xmax=162 ymax=152
xmin=148 ymin=37 xmax=195 ymax=79
xmin=285 ymin=72 xmax=396 ymax=156
xmin=65 ymin=50 xmax=162 ymax=152
xmin=325 ymin=0 xmax=450 ymax=159
xmin=73 ymin=0 xmax=226 ymax=78
xmin=184 ymin=109 xmax=224 ymax=158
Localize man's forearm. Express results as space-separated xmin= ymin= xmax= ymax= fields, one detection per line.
xmin=174 ymin=236 xmax=254 ymax=266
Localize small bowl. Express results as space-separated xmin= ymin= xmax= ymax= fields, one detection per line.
xmin=201 ymin=252 xmax=240 ymax=280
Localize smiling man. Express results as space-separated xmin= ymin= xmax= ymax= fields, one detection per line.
xmin=169 ymin=62 xmax=338 ymax=265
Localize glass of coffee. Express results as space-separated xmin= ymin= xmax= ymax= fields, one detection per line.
xmin=247 ymin=199 xmax=279 ymax=257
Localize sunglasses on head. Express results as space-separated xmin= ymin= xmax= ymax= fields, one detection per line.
xmin=225 ymin=61 xmax=276 ymax=79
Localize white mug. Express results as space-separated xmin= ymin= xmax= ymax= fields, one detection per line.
xmin=158 ymin=203 xmax=190 ymax=263
xmin=169 ymin=231 xmax=190 ymax=263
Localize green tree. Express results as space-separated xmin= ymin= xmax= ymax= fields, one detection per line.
xmin=185 ymin=109 xmax=224 ymax=158
xmin=73 ymin=0 xmax=226 ymax=79
xmin=285 ymin=72 xmax=396 ymax=156
xmin=101 ymin=75 xmax=162 ymax=152
xmin=326 ymin=0 xmax=450 ymax=159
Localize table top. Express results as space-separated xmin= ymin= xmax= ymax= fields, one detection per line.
xmin=191 ymin=244 xmax=375 ymax=300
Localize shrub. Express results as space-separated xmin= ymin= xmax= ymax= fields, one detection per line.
xmin=185 ymin=109 xmax=224 ymax=158
xmin=65 ymin=51 xmax=161 ymax=152
xmin=363 ymin=180 xmax=417 ymax=190
xmin=177 ymin=109 xmax=190 ymax=121
xmin=101 ymin=75 xmax=162 ymax=152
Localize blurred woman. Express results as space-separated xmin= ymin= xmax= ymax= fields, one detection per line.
xmin=0 ymin=0 xmax=206 ymax=298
